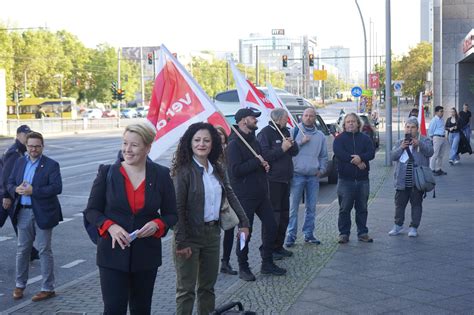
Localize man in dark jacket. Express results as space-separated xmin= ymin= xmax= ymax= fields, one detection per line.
xmin=333 ymin=113 xmax=375 ymax=244
xmin=257 ymin=108 xmax=298 ymax=259
xmin=1 ymin=125 xmax=39 ymax=261
xmin=8 ymin=132 xmax=63 ymax=302
xmin=227 ymin=108 xmax=286 ymax=281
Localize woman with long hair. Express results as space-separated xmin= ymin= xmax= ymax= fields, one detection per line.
xmin=171 ymin=122 xmax=249 ymax=315
xmin=445 ymin=107 xmax=461 ymax=164
xmin=84 ymin=122 xmax=178 ymax=314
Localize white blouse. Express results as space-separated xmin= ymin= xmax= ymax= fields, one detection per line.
xmin=193 ymin=157 xmax=222 ymax=222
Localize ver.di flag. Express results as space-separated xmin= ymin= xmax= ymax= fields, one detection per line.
xmin=230 ymin=61 xmax=274 ymax=131
xmin=265 ymin=82 xmax=295 ymax=128
xmin=147 ymin=45 xmax=219 ymax=159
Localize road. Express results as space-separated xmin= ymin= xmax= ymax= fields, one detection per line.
xmin=0 ymin=100 xmax=414 ymax=311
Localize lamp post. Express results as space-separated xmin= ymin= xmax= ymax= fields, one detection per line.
xmin=355 ymin=0 xmax=368 ymax=89
xmin=54 ymin=74 xmax=64 ymax=118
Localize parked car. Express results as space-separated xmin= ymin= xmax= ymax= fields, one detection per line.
xmin=120 ymin=108 xmax=138 ymax=118
xmin=214 ymin=90 xmax=338 ymax=184
xmin=83 ymin=108 xmax=103 ymax=119
xmin=136 ymin=106 xmax=150 ymax=118
xmin=325 ymin=118 xmax=343 ymax=137
xmin=102 ymin=109 xmax=117 ymax=118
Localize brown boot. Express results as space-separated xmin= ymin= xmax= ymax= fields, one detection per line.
xmin=13 ymin=287 xmax=24 ymax=300
xmin=31 ymin=291 xmax=56 ymax=302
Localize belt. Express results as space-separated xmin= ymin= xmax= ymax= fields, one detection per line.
xmin=20 ymin=205 xmax=32 ymax=209
xmin=433 ymin=135 xmax=445 ymax=137
xmin=204 ymin=220 xmax=219 ymax=226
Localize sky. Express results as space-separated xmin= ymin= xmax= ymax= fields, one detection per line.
xmin=2 ymin=0 xmax=421 ymax=75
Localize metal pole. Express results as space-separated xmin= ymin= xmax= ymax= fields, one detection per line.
xmin=59 ymin=76 xmax=63 ymax=117
xmin=385 ymin=0 xmax=392 ymax=166
xmin=397 ymin=96 xmax=400 ymax=141
xmin=355 ymin=0 xmax=368 ymax=89
xmin=226 ymin=62 xmax=229 ymax=90
xmin=140 ymin=47 xmax=145 ymax=107
xmin=117 ymin=48 xmax=121 ymax=128
xmin=255 ymin=45 xmax=259 ymax=86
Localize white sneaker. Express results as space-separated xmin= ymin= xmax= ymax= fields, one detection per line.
xmin=448 ymin=160 xmax=454 ymax=165
xmin=454 ymin=160 xmax=460 ymax=165
xmin=408 ymin=227 xmax=418 ymax=237
xmin=388 ymin=225 xmax=403 ymax=236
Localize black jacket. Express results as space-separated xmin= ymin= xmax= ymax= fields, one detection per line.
xmin=333 ymin=131 xmax=375 ymax=181
xmin=2 ymin=139 xmax=26 ymax=199
xmin=227 ymin=127 xmax=269 ymax=199
xmin=84 ymin=160 xmax=178 ymax=272
xmin=257 ymin=123 xmax=299 ymax=183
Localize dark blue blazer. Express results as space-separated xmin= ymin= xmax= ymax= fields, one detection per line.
xmin=84 ymin=160 xmax=178 ymax=272
xmin=7 ymin=155 xmax=63 ymax=229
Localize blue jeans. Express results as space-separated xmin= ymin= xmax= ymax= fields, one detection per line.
xmin=16 ymin=208 xmax=55 ymax=291
xmin=286 ymin=174 xmax=320 ymax=242
xmin=337 ymin=179 xmax=370 ymax=236
xmin=462 ymin=125 xmax=471 ymax=142
xmin=448 ymin=132 xmax=460 ymax=161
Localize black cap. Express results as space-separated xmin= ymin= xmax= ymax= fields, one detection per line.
xmin=234 ymin=108 xmax=261 ymax=123
xmin=16 ymin=125 xmax=32 ymax=134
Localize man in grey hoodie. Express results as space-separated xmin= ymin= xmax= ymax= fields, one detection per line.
xmin=285 ymin=108 xmax=328 ymax=247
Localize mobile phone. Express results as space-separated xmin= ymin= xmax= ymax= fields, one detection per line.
xmin=404 ymin=134 xmax=412 ymax=143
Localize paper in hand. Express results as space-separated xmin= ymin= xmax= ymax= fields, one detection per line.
xmin=129 ymin=230 xmax=139 ymax=243
xmin=239 ymin=232 xmax=246 ymax=250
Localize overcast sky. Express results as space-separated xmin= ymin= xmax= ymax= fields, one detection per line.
xmin=2 ymin=0 xmax=421 ymax=74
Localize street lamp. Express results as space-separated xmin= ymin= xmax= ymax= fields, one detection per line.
xmin=355 ymin=0 xmax=368 ymax=89
xmin=54 ymin=74 xmax=64 ymax=118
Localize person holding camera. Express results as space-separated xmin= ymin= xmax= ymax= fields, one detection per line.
xmin=389 ymin=118 xmax=433 ymax=237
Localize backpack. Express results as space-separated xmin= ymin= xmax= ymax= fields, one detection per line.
xmin=83 ymin=164 xmax=113 ymax=244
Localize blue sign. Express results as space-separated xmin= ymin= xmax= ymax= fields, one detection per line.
xmin=351 ymin=86 xmax=362 ymax=97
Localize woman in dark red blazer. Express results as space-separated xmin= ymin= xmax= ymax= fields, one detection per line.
xmin=85 ymin=123 xmax=177 ymax=314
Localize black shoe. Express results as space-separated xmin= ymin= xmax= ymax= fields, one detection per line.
xmin=30 ymin=247 xmax=39 ymax=262
xmin=439 ymin=169 xmax=447 ymax=175
xmin=275 ymin=248 xmax=293 ymax=257
xmin=239 ymin=267 xmax=256 ymax=281
xmin=272 ymin=251 xmax=284 ymax=260
xmin=220 ymin=260 xmax=237 ymax=275
xmin=261 ymin=262 xmax=287 ymax=276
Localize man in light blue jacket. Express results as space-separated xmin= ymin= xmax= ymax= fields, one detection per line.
xmin=285 ymin=108 xmax=328 ymax=247
xmin=389 ymin=117 xmax=434 ymax=237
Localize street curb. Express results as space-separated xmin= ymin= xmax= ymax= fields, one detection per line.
xmin=1 ymin=270 xmax=99 ymax=315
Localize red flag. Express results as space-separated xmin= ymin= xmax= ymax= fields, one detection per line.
xmin=418 ymin=92 xmax=427 ymax=136
xmin=207 ymin=112 xmax=231 ymax=135
xmin=147 ymin=45 xmax=218 ymax=159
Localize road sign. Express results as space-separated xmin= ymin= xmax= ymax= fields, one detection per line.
xmin=369 ymin=73 xmax=380 ymax=89
xmin=393 ymin=80 xmax=403 ymax=97
xmin=313 ymin=70 xmax=327 ymax=81
xmin=351 ymin=86 xmax=363 ymax=97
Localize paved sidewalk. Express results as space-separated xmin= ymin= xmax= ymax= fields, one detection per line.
xmin=289 ymin=150 xmax=474 ymax=314
xmin=3 ymin=144 xmax=473 ymax=314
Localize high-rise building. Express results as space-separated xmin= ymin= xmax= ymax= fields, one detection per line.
xmin=420 ymin=0 xmax=433 ymax=43
xmin=238 ymin=32 xmax=318 ymax=97
xmin=320 ymin=46 xmax=350 ymax=83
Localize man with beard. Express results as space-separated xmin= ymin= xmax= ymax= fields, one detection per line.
xmin=226 ymin=108 xmax=286 ymax=281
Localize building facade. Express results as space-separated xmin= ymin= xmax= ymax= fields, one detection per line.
xmin=320 ymin=46 xmax=350 ymax=83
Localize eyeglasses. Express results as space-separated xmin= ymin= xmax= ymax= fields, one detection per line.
xmin=27 ymin=145 xmax=42 ymax=150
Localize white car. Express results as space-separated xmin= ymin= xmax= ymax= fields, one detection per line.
xmin=83 ymin=108 xmax=103 ymax=119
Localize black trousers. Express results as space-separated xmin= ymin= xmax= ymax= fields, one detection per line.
xmin=268 ymin=181 xmax=290 ymax=250
xmin=222 ymin=227 xmax=235 ymax=262
xmin=236 ymin=197 xmax=277 ymax=268
xmin=99 ymin=266 xmax=158 ymax=315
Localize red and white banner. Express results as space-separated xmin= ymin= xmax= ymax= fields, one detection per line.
xmin=369 ymin=73 xmax=380 ymax=89
xmin=265 ymin=82 xmax=295 ymax=128
xmin=418 ymin=92 xmax=427 ymax=136
xmin=230 ymin=62 xmax=274 ymax=131
xmin=147 ymin=45 xmax=220 ymax=159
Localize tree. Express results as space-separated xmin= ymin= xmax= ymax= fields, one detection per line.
xmin=398 ymin=42 xmax=432 ymax=102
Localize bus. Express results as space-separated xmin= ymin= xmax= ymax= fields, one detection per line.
xmin=6 ymin=98 xmax=77 ymax=119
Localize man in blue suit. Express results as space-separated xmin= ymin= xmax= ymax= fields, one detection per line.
xmin=7 ymin=132 xmax=63 ymax=302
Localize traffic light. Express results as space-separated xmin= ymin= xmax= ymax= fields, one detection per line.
xmin=309 ymin=53 xmax=314 ymax=67
xmin=111 ymin=82 xmax=118 ymax=100
xmin=117 ymin=89 xmax=125 ymax=101
xmin=10 ymin=91 xmax=16 ymax=102
xmin=17 ymin=91 xmax=23 ymax=103
xmin=282 ymin=55 xmax=288 ymax=68
xmin=147 ymin=53 xmax=153 ymax=65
